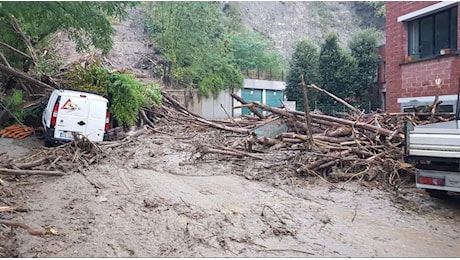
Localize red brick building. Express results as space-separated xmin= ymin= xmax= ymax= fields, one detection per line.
xmin=383 ymin=1 xmax=460 ymax=112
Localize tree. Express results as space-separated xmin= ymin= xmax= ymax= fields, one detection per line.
xmin=229 ymin=28 xmax=285 ymax=75
xmin=285 ymin=40 xmax=320 ymax=111
xmin=0 ymin=2 xmax=137 ymax=67
xmin=361 ymin=1 xmax=386 ymax=17
xmin=144 ymin=2 xmax=243 ymax=97
xmin=348 ymin=29 xmax=380 ymax=108
xmin=318 ymin=32 xmax=358 ymax=113
xmin=144 ymin=2 xmax=284 ymax=97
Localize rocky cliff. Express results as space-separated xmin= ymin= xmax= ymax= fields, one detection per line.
xmin=237 ymin=1 xmax=385 ymax=59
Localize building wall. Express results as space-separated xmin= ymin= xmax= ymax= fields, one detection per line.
xmin=165 ymin=88 xmax=242 ymax=120
xmin=164 ymin=79 xmax=285 ymax=119
xmin=385 ymin=1 xmax=460 ymax=112
xmin=377 ymin=45 xmax=387 ymax=110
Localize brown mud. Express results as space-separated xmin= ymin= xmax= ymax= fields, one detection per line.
xmin=1 ymin=127 xmax=460 ymax=257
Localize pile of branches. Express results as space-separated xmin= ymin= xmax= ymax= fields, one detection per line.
xmin=140 ymin=87 xmax=455 ymax=190
xmin=0 ymin=135 xmax=122 ymax=179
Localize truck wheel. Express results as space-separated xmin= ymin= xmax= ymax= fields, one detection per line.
xmin=426 ymin=189 xmax=448 ymax=199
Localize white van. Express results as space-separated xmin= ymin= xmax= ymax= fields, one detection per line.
xmin=42 ymin=89 xmax=110 ymax=146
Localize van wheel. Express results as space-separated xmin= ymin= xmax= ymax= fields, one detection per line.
xmin=426 ymin=189 xmax=448 ymax=199
xmin=44 ymin=139 xmax=54 ymax=147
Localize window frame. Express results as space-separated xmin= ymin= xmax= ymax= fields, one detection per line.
xmin=407 ymin=6 xmax=457 ymax=60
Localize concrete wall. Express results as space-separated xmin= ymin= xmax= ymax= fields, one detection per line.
xmin=197 ymin=89 xmax=242 ymax=119
xmin=163 ymin=79 xmax=285 ymax=119
xmin=164 ymin=88 xmax=242 ymax=120
xmin=385 ymin=1 xmax=460 ymax=112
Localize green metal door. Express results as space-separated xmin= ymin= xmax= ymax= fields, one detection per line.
xmin=265 ymin=90 xmax=283 ymax=108
xmin=241 ymin=88 xmax=263 ymax=115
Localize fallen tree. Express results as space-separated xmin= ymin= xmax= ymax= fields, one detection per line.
xmin=0 ymin=64 xmax=55 ymax=91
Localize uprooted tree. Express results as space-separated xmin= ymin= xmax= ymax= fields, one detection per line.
xmin=0 ymin=2 xmax=141 ymax=126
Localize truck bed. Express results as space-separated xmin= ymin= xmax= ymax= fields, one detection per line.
xmin=408 ymin=120 xmax=460 ymax=158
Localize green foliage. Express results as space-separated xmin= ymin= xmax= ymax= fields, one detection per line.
xmin=285 ymin=40 xmax=320 ymax=111
xmin=34 ymin=53 xmax=63 ymax=78
xmin=318 ymin=32 xmax=359 ymax=110
xmin=64 ymin=63 xmax=162 ymax=127
xmin=348 ymin=29 xmax=380 ymax=105
xmin=361 ymin=1 xmax=386 ymax=17
xmin=229 ymin=29 xmax=285 ymax=72
xmin=1 ymin=89 xmax=26 ymax=124
xmin=142 ymin=82 xmax=163 ymax=106
xmin=286 ymin=30 xmax=381 ymax=114
xmin=8 ymin=89 xmax=23 ymax=108
xmin=353 ymin=2 xmax=386 ymax=29
xmin=143 ymin=2 xmax=283 ymax=96
xmin=64 ymin=62 xmax=111 ymax=94
xmin=199 ymin=73 xmax=224 ymax=98
xmin=143 ymin=1 xmax=243 ymax=97
xmin=197 ymin=62 xmax=243 ymax=98
xmin=0 ymin=1 xmax=138 ymax=68
xmin=222 ymin=2 xmax=243 ymax=31
xmin=107 ymin=73 xmax=148 ymax=127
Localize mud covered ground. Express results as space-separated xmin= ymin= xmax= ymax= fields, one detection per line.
xmin=1 ymin=123 xmax=460 ymax=257
xmin=1 ymin=6 xmax=459 ymax=258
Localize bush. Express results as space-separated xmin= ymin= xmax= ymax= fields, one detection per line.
xmin=64 ymin=61 xmax=111 ymax=94
xmin=64 ymin=62 xmax=163 ymax=127
xmin=1 ymin=89 xmax=26 ymax=125
xmin=107 ymin=73 xmax=164 ymax=127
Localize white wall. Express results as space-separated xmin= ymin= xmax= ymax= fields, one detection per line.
xmin=164 ymin=88 xmax=242 ymax=120
xmin=198 ymin=89 xmax=242 ymax=119
xmin=163 ymin=78 xmax=286 ymax=120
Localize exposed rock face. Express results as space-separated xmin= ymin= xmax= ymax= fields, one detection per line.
xmin=52 ymin=2 xmax=383 ymax=74
xmin=237 ymin=1 xmax=384 ymax=59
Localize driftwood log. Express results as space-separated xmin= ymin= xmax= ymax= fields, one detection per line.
xmin=251 ymin=101 xmax=397 ymax=138
xmin=300 ymin=75 xmax=314 ymax=150
xmin=0 ymin=220 xmax=58 ymax=236
xmin=0 ymin=168 xmax=65 ymax=176
xmin=231 ymin=93 xmax=266 ymax=119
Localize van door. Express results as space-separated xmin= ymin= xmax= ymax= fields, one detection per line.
xmin=86 ymin=99 xmax=107 ymax=141
xmin=54 ymin=95 xmax=90 ymax=140
xmin=42 ymin=90 xmax=59 ymax=128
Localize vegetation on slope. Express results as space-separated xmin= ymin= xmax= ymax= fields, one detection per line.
xmin=285 ymin=29 xmax=380 ymax=114
xmin=143 ymin=1 xmax=286 ymax=97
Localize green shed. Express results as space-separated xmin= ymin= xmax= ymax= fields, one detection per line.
xmin=241 ymin=88 xmax=263 ymax=115
xmin=240 ymin=79 xmax=286 ymax=116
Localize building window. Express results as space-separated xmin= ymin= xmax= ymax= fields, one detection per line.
xmin=408 ymin=6 xmax=457 ymax=60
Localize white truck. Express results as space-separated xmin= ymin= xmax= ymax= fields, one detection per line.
xmin=42 ymin=89 xmax=110 ymax=146
xmin=405 ymin=115 xmax=460 ymax=198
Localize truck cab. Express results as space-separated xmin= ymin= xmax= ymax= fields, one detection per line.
xmin=42 ymin=89 xmax=110 ymax=146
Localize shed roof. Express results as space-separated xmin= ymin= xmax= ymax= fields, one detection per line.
xmin=243 ymin=79 xmax=285 ymax=91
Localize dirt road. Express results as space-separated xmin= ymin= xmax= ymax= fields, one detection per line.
xmin=2 ymin=129 xmax=460 ymax=257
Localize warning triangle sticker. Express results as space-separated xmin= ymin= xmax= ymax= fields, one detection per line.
xmin=61 ymin=98 xmax=76 ymax=110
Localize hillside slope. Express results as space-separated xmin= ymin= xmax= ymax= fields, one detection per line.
xmin=237 ymin=1 xmax=384 ymax=58
xmin=52 ymin=2 xmax=383 ymax=77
